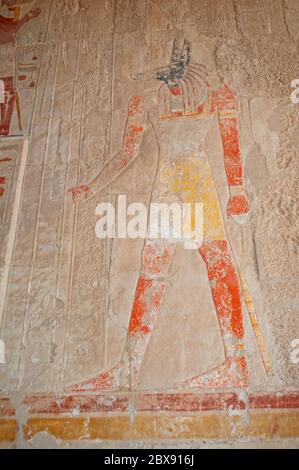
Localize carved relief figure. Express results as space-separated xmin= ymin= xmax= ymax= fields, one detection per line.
xmin=0 ymin=0 xmax=41 ymax=45
xmin=70 ymin=38 xmax=251 ymax=391
xmin=0 ymin=76 xmax=22 ymax=135
xmin=0 ymin=1 xmax=41 ymax=135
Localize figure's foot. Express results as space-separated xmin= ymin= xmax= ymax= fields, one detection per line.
xmin=0 ymin=128 xmax=9 ymax=136
xmin=175 ymin=357 xmax=248 ymax=390
xmin=67 ymin=364 xmax=128 ymax=392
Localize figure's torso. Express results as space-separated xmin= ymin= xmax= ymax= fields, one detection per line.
xmin=147 ymin=87 xmax=217 ymax=204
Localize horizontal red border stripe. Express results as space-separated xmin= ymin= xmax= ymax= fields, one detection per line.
xmin=0 ymin=397 xmax=15 ymax=417
xmin=249 ymin=392 xmax=299 ymax=409
xmin=24 ymin=394 xmax=129 ymax=414
xmin=23 ymin=391 xmax=299 ymax=415
xmin=135 ymin=393 xmax=245 ymax=412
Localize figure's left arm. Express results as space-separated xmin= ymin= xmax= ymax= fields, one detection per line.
xmin=213 ymin=85 xmax=250 ymax=225
xmin=0 ymin=8 xmax=41 ymax=42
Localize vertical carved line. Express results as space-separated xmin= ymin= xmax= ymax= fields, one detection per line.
xmin=0 ymin=140 xmax=28 ymax=335
xmin=102 ymin=0 xmax=117 ymax=370
xmin=62 ymin=7 xmax=86 ymax=371
xmin=18 ymin=38 xmax=61 ymax=387
xmin=1 ymin=0 xmax=56 ymax=386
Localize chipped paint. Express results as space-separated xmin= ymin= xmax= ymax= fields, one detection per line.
xmin=0 ymin=0 xmax=298 ymax=448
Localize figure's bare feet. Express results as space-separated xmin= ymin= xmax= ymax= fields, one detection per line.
xmin=175 ymin=357 xmax=248 ymax=390
xmin=67 ymin=365 xmax=128 ymax=392
xmin=226 ymin=193 xmax=249 ymax=225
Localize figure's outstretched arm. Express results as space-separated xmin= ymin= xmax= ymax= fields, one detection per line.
xmin=213 ymin=85 xmax=249 ymax=224
xmin=69 ymin=95 xmax=147 ymax=202
xmin=0 ymin=8 xmax=41 ymax=41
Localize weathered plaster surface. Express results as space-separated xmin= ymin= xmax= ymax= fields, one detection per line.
xmin=0 ymin=0 xmax=298 ymax=448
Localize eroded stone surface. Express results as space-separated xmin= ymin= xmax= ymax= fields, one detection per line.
xmin=0 ymin=0 xmax=298 ymax=448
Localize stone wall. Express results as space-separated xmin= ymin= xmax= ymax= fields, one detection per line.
xmin=0 ymin=0 xmax=298 ymax=448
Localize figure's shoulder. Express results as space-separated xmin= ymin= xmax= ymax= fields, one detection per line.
xmin=127 ymin=90 xmax=158 ymax=116
xmin=127 ymin=94 xmax=147 ymax=119
xmin=211 ymin=82 xmax=237 ymax=102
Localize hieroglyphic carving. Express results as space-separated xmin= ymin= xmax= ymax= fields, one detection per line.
xmin=115 ymin=0 xmax=146 ymax=34
xmin=54 ymin=0 xmax=84 ymax=16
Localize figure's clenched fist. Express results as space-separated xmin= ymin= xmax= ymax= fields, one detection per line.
xmin=226 ymin=190 xmax=250 ymax=225
xmin=69 ymin=184 xmax=92 ymax=204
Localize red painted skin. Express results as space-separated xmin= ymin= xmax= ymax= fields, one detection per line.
xmin=0 ymin=7 xmax=41 ymax=45
xmin=0 ymin=77 xmax=16 ymax=136
xmin=213 ymin=85 xmax=244 ymax=187
xmin=123 ymin=125 xmax=144 ymax=159
xmin=0 ymin=7 xmax=41 ymax=136
xmin=199 ymin=240 xmax=244 ymax=339
xmin=128 ymin=277 xmax=158 ymax=336
xmin=227 ymin=194 xmax=249 ymax=216
xmin=128 ymin=242 xmax=173 ymax=337
xmin=128 ymin=95 xmax=143 ymax=117
xmin=169 ymin=87 xmax=183 ymax=96
xmin=69 ymin=84 xmax=250 ymax=392
xmin=0 ymin=175 xmax=6 ymax=197
xmin=69 ymin=184 xmax=91 ymax=203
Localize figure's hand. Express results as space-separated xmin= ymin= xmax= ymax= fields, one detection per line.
xmin=227 ymin=188 xmax=250 ymax=225
xmin=26 ymin=8 xmax=41 ymax=20
xmin=69 ymin=184 xmax=92 ymax=204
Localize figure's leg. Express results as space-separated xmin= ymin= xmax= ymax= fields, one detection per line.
xmin=0 ymin=85 xmax=16 ymax=136
xmin=176 ymin=240 xmax=248 ymax=389
xmin=15 ymin=92 xmax=22 ymax=131
xmin=69 ymin=240 xmax=176 ymax=392
xmin=0 ymin=102 xmax=6 ymax=134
